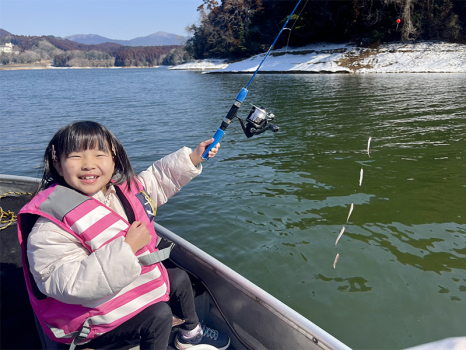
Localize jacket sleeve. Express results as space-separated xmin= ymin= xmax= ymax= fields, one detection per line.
xmin=27 ymin=217 xmax=141 ymax=305
xmin=138 ymin=146 xmax=202 ymax=207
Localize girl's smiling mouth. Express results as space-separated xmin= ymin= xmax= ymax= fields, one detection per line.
xmin=79 ymin=175 xmax=99 ymax=183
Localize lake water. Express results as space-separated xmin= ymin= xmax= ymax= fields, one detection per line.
xmin=1 ymin=68 xmax=465 ymax=349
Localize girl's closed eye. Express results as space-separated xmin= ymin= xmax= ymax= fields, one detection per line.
xmin=68 ymin=154 xmax=82 ymax=159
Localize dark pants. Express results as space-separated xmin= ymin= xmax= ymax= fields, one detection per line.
xmin=78 ymin=267 xmax=199 ymax=350
xmin=167 ymin=268 xmax=199 ymax=331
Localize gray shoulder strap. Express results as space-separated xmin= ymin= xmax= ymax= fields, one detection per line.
xmin=40 ymin=186 xmax=90 ymax=221
xmin=138 ymin=243 xmax=175 ymax=266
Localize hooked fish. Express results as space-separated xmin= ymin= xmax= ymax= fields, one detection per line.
xmin=335 ymin=226 xmax=345 ymax=247
xmin=333 ymin=253 xmax=340 ymax=269
xmin=367 ymin=137 xmax=372 ymax=157
xmin=359 ymin=168 xmax=364 ymax=186
xmin=346 ymin=203 xmax=354 ymax=223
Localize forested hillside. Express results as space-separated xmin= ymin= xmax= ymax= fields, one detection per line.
xmin=186 ymin=0 xmax=466 ymax=59
xmin=114 ymin=46 xmax=184 ymax=66
xmin=0 ymin=31 xmax=187 ymax=67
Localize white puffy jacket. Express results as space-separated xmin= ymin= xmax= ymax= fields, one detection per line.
xmin=27 ymin=147 xmax=201 ymax=306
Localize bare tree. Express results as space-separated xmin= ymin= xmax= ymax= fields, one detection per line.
xmin=37 ymin=40 xmax=63 ymax=60
xmin=401 ymin=0 xmax=418 ymax=41
xmin=383 ymin=0 xmax=419 ymax=42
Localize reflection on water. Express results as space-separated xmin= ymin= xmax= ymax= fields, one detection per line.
xmin=353 ymin=223 xmax=466 ymax=274
xmin=1 ymin=70 xmax=465 ymax=349
xmin=316 ymin=274 xmax=373 ymax=292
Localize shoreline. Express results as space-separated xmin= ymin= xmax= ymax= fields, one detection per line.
xmin=175 ymin=41 xmax=466 ymax=74
xmin=0 ymin=63 xmax=51 ymax=71
xmin=0 ymin=65 xmax=162 ymax=71
xmin=2 ymin=41 xmax=466 ymax=73
xmin=0 ymin=60 xmax=165 ymax=71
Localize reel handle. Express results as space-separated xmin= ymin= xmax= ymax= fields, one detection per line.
xmin=202 ymin=128 xmax=225 ymax=160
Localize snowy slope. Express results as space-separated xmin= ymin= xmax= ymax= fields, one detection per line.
xmin=171 ymin=42 xmax=466 ymax=74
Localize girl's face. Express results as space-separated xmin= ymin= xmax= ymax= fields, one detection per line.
xmin=54 ymin=146 xmax=115 ymax=195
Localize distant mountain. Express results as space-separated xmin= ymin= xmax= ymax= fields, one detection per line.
xmin=0 ymin=29 xmax=12 ymax=37
xmin=65 ymin=32 xmax=186 ymax=46
xmin=64 ymin=34 xmax=111 ymax=45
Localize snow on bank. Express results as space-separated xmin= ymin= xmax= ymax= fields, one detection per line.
xmin=216 ymin=43 xmax=352 ymax=73
xmin=169 ymin=59 xmax=229 ymax=71
xmin=356 ymin=42 xmax=466 ymax=73
xmin=171 ymin=42 xmax=466 ymax=74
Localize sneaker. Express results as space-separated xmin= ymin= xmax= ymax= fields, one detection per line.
xmin=175 ymin=323 xmax=230 ymax=350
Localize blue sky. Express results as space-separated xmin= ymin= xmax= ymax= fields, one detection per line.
xmin=0 ymin=0 xmax=201 ymax=39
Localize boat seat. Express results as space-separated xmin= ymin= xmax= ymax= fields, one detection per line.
xmin=34 ymin=313 xmax=184 ymax=350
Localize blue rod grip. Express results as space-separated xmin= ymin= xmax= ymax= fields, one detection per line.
xmin=202 ymin=128 xmax=225 ymax=160
xmin=236 ymin=88 xmax=248 ymax=103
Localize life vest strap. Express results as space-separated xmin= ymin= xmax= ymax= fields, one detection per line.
xmin=69 ymin=318 xmax=91 ymax=350
xmin=138 ymin=243 xmax=175 ymax=266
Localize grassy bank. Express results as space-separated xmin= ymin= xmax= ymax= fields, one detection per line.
xmin=0 ymin=60 xmax=52 ymax=70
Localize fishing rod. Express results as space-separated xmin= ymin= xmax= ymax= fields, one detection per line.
xmin=202 ymin=0 xmax=303 ymax=160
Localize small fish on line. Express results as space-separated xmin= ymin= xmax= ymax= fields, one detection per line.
xmin=335 ymin=226 xmax=345 ymax=247
xmin=347 ymin=203 xmax=354 ymax=223
xmin=367 ymin=137 xmax=372 ymax=157
xmin=333 ymin=253 xmax=340 ymax=269
xmin=359 ymin=168 xmax=364 ymax=186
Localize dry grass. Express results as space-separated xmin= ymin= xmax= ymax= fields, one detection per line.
xmin=0 ymin=60 xmax=52 ymax=70
xmin=337 ymin=49 xmax=378 ymax=72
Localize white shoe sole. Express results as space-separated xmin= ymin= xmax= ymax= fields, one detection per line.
xmin=174 ymin=336 xmax=230 ymax=350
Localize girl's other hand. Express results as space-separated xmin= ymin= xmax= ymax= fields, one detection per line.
xmin=125 ymin=221 xmax=152 ymax=254
xmin=190 ymin=138 xmax=220 ymax=166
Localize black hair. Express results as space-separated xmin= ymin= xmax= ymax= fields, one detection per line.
xmin=35 ymin=121 xmax=138 ymax=195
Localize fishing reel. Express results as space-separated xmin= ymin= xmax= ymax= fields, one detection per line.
xmin=201 ymin=0 xmax=302 ymax=160
xmin=237 ymin=105 xmax=279 ymax=138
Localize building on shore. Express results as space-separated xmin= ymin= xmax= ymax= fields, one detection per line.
xmin=0 ymin=43 xmax=14 ymax=53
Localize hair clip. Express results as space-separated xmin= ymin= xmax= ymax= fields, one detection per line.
xmin=51 ymin=145 xmax=57 ymax=161
xmin=112 ymin=144 xmax=116 ymax=156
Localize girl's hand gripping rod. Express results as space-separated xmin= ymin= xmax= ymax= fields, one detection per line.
xmin=202 ymin=0 xmax=303 ymax=160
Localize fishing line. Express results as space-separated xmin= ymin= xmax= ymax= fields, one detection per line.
xmin=271 ymin=0 xmax=309 ymax=112
xmin=202 ymin=0 xmax=304 ymax=160
xmin=244 ymin=0 xmax=304 ymax=90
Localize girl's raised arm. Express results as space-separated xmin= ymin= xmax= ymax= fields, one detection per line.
xmin=139 ymin=147 xmax=202 ymax=207
xmin=138 ymin=139 xmax=219 ymax=208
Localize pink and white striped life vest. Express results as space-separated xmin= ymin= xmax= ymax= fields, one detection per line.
xmin=18 ymin=180 xmax=170 ymax=346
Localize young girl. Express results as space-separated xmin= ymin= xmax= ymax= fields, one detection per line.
xmin=18 ymin=121 xmax=230 ymax=350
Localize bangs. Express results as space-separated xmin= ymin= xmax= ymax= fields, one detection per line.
xmin=58 ymin=122 xmax=112 ymax=157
